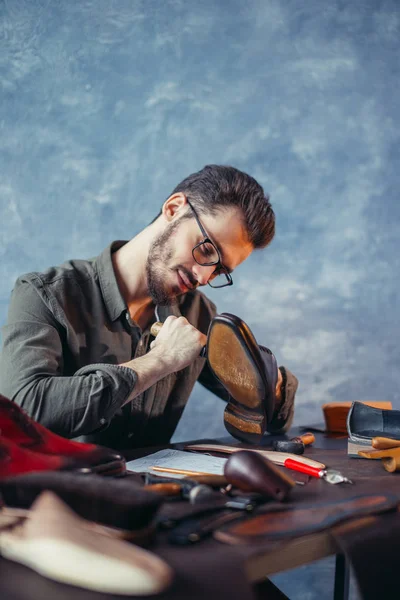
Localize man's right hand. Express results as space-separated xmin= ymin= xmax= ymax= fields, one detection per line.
xmin=149 ymin=316 xmax=207 ymax=372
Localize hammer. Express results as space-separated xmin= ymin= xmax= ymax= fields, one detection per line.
xmin=271 ymin=432 xmax=315 ymax=455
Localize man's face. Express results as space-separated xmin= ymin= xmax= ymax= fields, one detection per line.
xmin=146 ymin=206 xmax=253 ymax=305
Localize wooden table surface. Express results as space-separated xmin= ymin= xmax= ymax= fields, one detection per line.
xmin=1 ymin=426 xmax=399 ymax=599
xmin=165 ymin=428 xmax=400 ymax=581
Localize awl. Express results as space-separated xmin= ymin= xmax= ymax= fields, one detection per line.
xmin=284 ymin=459 xmax=353 ymax=484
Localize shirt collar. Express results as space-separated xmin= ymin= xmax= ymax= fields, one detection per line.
xmin=95 ymin=241 xmax=183 ymax=324
xmin=95 ymin=241 xmax=128 ymax=322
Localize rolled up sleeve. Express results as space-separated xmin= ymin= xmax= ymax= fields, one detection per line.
xmin=0 ymin=278 xmax=137 ymax=438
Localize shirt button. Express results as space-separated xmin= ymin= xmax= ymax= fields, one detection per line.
xmin=99 ymin=418 xmax=107 ymax=425
xmin=128 ymin=432 xmax=134 ymax=438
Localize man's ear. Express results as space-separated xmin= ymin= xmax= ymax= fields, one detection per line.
xmin=162 ymin=193 xmax=188 ymax=222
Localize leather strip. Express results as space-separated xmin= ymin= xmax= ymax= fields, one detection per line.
xmin=185 ymin=443 xmax=326 ymax=468
xmin=213 ymin=494 xmax=398 ymax=544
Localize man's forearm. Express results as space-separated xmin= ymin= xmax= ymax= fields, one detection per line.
xmin=120 ymin=348 xmax=175 ymax=404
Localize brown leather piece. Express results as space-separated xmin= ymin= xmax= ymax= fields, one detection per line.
xmin=0 ymin=471 xmax=162 ymax=532
xmin=358 ymin=446 xmax=400 ymax=459
xmin=214 ymin=494 xmax=398 ymax=545
xmin=372 ymin=436 xmax=400 ymax=449
xmin=382 ymin=455 xmax=400 ymax=472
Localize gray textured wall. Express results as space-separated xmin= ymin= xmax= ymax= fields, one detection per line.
xmin=1 ymin=3 xmax=398 ymax=597
xmin=1 ymin=0 xmax=399 ymax=447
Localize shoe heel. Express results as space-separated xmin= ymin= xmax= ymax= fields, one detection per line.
xmin=224 ymin=403 xmax=265 ymax=444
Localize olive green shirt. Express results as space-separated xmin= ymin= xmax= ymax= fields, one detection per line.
xmin=0 ymin=242 xmax=293 ymax=449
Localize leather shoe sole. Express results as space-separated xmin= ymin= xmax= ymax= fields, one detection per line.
xmin=206 ymin=313 xmax=277 ymax=444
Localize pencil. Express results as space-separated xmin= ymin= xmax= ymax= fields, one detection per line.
xmin=150 ymin=466 xmax=215 ymax=477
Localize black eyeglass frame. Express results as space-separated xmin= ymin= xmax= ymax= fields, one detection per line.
xmin=186 ymin=199 xmax=233 ymax=289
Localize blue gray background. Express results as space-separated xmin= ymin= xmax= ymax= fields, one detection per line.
xmin=1 ymin=1 xmax=399 ymax=597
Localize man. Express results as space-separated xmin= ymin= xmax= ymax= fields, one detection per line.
xmin=0 ymin=165 xmax=297 ymax=449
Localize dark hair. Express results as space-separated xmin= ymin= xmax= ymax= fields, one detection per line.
xmin=153 ymin=165 xmax=275 ymax=249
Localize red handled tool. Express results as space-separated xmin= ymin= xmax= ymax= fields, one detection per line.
xmin=284 ymin=458 xmax=353 ymax=484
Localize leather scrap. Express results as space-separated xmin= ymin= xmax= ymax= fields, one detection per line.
xmin=213 ymin=494 xmax=398 ymax=545
xmin=358 ymin=446 xmax=400 ymax=459
xmin=382 ymin=455 xmax=400 ymax=472
xmin=332 ymin=508 xmax=400 ymax=599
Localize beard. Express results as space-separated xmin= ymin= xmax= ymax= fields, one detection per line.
xmin=146 ymin=219 xmax=197 ymax=306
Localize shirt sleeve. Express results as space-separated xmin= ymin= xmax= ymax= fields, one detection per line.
xmin=0 ymin=278 xmax=137 ymax=438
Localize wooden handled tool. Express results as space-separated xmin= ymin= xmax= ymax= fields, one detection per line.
xmin=150 ymin=322 xmax=164 ymax=337
xmin=272 ymin=432 xmax=315 ymax=455
xmin=143 ymin=483 xmax=182 ymax=496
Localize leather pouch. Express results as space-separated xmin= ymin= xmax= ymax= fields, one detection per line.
xmin=213 ymin=494 xmax=398 ymax=545
xmin=0 ymin=471 xmax=162 ymax=534
xmin=347 ymin=401 xmax=400 ymax=442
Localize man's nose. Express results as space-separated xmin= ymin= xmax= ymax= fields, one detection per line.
xmin=192 ymin=264 xmax=216 ymax=286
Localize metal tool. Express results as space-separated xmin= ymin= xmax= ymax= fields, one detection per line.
xmin=284 ymin=458 xmax=353 ymax=484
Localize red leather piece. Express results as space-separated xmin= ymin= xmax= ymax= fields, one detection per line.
xmin=0 ymin=437 xmax=71 ymax=478
xmin=0 ymin=394 xmax=125 ymax=475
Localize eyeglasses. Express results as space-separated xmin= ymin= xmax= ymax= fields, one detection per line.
xmin=187 ymin=199 xmax=233 ymax=288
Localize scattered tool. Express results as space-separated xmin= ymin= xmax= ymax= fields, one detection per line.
xmin=167 ymin=508 xmax=248 ymax=545
xmin=144 ymin=473 xmax=255 ymax=507
xmin=272 ymin=432 xmax=315 ymax=455
xmin=144 ymin=482 xmax=182 ymax=497
xmin=144 ymin=473 xmax=219 ymax=503
xmin=184 ymin=443 xmax=326 ymax=469
xmin=145 ymin=472 xmax=228 ymax=489
xmin=284 ymin=458 xmax=353 ymax=484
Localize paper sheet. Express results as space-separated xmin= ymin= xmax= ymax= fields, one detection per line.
xmin=126 ymin=449 xmax=227 ymax=479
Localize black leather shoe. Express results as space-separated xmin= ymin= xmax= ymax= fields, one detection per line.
xmin=206 ymin=313 xmax=278 ymax=444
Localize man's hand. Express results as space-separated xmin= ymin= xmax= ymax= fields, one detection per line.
xmin=120 ymin=316 xmax=206 ymax=405
xmin=149 ymin=316 xmax=206 ymax=372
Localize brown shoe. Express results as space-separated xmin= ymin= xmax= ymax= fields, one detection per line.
xmin=206 ymin=313 xmax=278 ymax=444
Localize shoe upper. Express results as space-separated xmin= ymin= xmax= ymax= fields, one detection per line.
xmin=0 ymin=394 xmax=124 ymax=468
